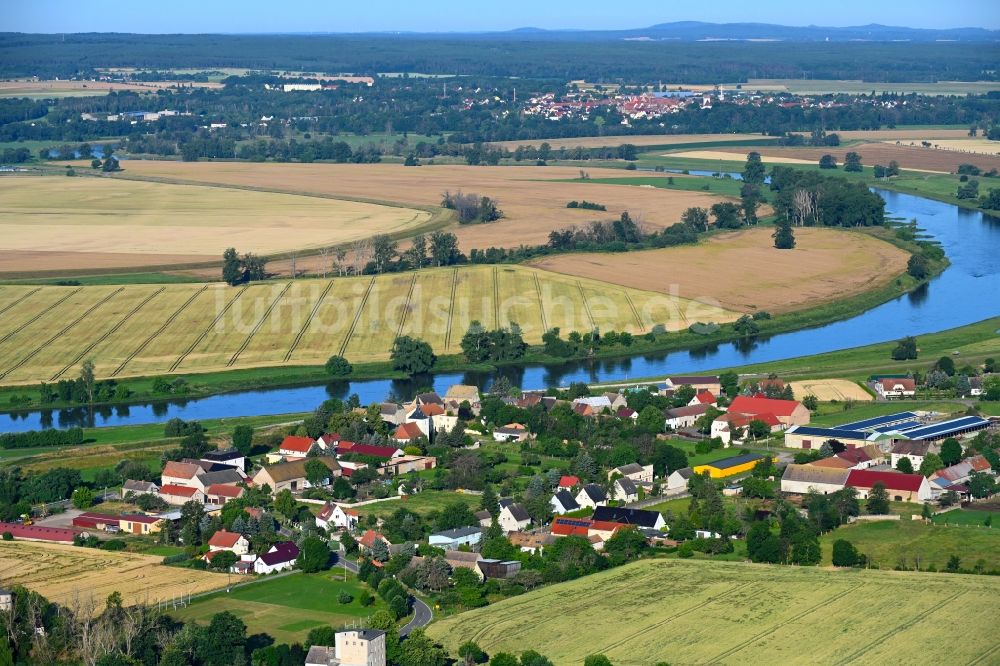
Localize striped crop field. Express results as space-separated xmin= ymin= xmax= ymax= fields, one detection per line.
xmin=0 ymin=265 xmax=737 ymax=385
xmin=427 ymin=559 xmax=1000 ymax=666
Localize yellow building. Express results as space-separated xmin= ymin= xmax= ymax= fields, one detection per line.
xmin=693 ymin=453 xmax=776 ymax=479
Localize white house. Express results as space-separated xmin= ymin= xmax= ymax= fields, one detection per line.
xmin=316 ymin=503 xmax=360 ymax=531
xmin=664 ymin=404 xmax=712 ymax=430
xmin=875 ymin=378 xmax=917 ymax=399
xmin=610 ymin=477 xmax=639 ymax=503
xmin=207 ymin=530 xmax=250 ymax=555
xmin=575 ymin=484 xmax=608 ymax=509
xmin=550 ymin=489 xmax=580 ymax=515
xmin=498 ymin=503 xmax=531 ymax=533
xmin=305 ymin=630 xmax=387 ymax=666
xmin=890 ymin=441 xmax=931 ymax=471
xmin=608 ymin=463 xmax=654 ymax=484
xmin=428 ymin=526 xmax=483 ymax=550
xmin=254 ymin=542 xmax=300 ymax=574
xmin=665 ymin=467 xmax=694 ymax=492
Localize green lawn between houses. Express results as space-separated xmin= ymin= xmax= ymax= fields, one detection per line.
xmin=350 ymin=490 xmax=482 ymax=520
xmin=169 ymin=571 xmax=387 ymax=646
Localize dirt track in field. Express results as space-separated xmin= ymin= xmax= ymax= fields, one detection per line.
xmin=529 ymin=227 xmax=909 ymax=313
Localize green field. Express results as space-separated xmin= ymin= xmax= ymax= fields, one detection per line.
xmin=170 ymin=571 xmax=386 ymax=645
xmin=820 ymin=519 xmax=1000 ymax=572
xmin=931 ymin=509 xmax=999 ymax=527
xmin=352 ymin=490 xmax=482 ymax=519
xmin=0 ymin=265 xmax=730 ymax=386
xmin=428 ymin=558 xmax=1000 ymax=665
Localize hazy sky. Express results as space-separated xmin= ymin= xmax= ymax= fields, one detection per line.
xmin=6 ymin=0 xmax=999 ymax=33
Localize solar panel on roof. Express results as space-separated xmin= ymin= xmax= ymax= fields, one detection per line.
xmin=872 ymin=420 xmax=921 ymax=433
xmin=558 ymin=518 xmax=592 ymax=527
xmin=835 ymin=411 xmax=918 ymax=431
xmin=899 ymin=416 xmax=989 ymax=439
xmin=789 ymin=426 xmax=869 ymax=439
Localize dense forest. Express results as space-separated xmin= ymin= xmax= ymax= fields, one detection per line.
xmin=0 ymin=33 xmax=997 ymax=82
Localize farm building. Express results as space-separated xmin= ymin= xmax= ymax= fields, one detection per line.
xmin=661 ymin=376 xmax=722 ymax=394
xmin=780 ymin=465 xmax=850 ymax=495
xmin=664 ymin=403 xmax=713 ymax=429
xmin=119 ymin=514 xmax=164 ymax=535
xmin=337 ymin=442 xmax=404 ymax=459
xmin=204 ymin=484 xmax=244 ymax=504
xmin=444 ymin=384 xmax=481 ymax=413
xmin=845 ymin=470 xmax=932 ymax=502
xmin=392 ymin=422 xmax=426 ymax=444
xmin=509 ymin=532 xmax=556 ymax=554
xmin=693 ymin=453 xmax=774 ymax=479
xmin=727 ymin=395 xmax=810 ymax=427
xmin=444 ymin=551 xmax=484 ymax=579
xmin=251 ymin=456 xmax=340 ymax=492
xmin=783 ymin=425 xmax=872 ymax=450
xmin=161 ymin=461 xmax=204 ymax=488
xmin=478 ymin=559 xmax=522 ymax=579
xmin=874 ymin=378 xmax=917 ymax=399
xmin=896 ymin=416 xmax=990 ymax=442
xmin=159 ymin=484 xmax=205 ymax=505
xmin=0 ymin=522 xmax=75 ymax=543
xmin=122 ymin=480 xmax=158 ymax=497
xmin=891 ymin=441 xmax=931 ymax=470
xmin=835 ymin=411 xmax=920 ymax=432
xmin=836 ymin=445 xmax=886 ymax=469
xmin=380 ymin=455 xmax=437 ymax=476
xmin=429 ymin=526 xmax=483 ymax=551
xmin=72 ymin=512 xmax=121 ymax=531
xmin=711 ymin=411 xmax=782 ymax=445
xmin=592 ymin=506 xmax=666 ymax=530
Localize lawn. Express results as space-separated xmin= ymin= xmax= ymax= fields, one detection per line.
xmin=428 ymin=558 xmax=1000 ymax=665
xmin=170 ymin=571 xmax=386 ymax=645
xmin=352 ymin=490 xmax=482 ymax=519
xmin=932 ymin=509 xmax=998 ymax=527
xmin=820 ymin=519 xmax=1000 ymax=572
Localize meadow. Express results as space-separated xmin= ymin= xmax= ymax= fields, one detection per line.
xmin=350 ymin=490 xmax=482 ymax=519
xmin=0 ymin=265 xmax=733 ymax=385
xmin=427 ymin=558 xmax=1000 ymax=665
xmin=0 ymin=176 xmax=433 ymax=274
xmin=0 ymin=540 xmax=229 ymax=608
xmin=529 ymin=227 xmax=909 ymax=313
xmin=819 ymin=519 xmax=1000 ymax=572
xmin=170 ymin=571 xmax=386 ymax=645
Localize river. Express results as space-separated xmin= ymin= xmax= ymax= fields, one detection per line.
xmin=2 ymin=188 xmax=998 ymax=432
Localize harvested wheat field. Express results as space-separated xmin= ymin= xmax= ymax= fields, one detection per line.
xmin=790 ymin=378 xmax=873 ymax=402
xmin=429 ymin=559 xmax=1000 ymax=666
xmin=883 ymin=137 xmax=1000 ymax=156
xmin=529 ymin=227 xmax=909 ymax=313
xmin=488 ymin=133 xmax=768 ymax=150
xmin=0 ymin=266 xmax=735 ymax=385
xmin=0 ymin=176 xmax=432 ymax=274
xmin=671 ymin=143 xmax=1000 ymax=173
xmin=0 ymin=540 xmax=228 ymax=609
xmin=115 ymin=161 xmax=730 ymax=251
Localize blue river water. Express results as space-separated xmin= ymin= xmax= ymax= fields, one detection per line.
xmin=1 ymin=188 xmax=998 ymax=433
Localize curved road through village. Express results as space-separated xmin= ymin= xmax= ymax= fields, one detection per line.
xmin=338 ymin=548 xmax=433 ymax=637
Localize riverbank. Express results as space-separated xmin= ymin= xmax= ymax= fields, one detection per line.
xmin=0 ymin=243 xmax=935 ymax=414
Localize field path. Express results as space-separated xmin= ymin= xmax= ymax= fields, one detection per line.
xmin=623 ymin=291 xmax=645 ymax=332
xmin=444 ymin=269 xmax=459 ymax=350
xmin=51 ymin=287 xmax=165 ymax=380
xmin=577 ymin=281 xmax=596 ymax=329
xmin=833 ymin=590 xmax=964 ymax=665
xmin=338 ymin=276 xmax=376 ymax=357
xmin=0 ymin=288 xmax=122 ymax=382
xmin=533 ymin=273 xmax=549 ymax=333
xmin=396 ymin=274 xmax=418 ymax=339
xmin=284 ymin=280 xmax=335 ymax=361
xmin=113 ymin=285 xmax=207 ymax=376
xmin=228 ymin=282 xmax=292 ymax=367
xmin=0 ymin=287 xmax=81 ymax=346
xmin=168 ymin=285 xmax=248 ymax=372
xmin=0 ymin=287 xmax=41 ymax=319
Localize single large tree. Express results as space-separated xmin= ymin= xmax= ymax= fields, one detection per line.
xmin=866 ymin=482 xmax=890 ymax=515
xmin=742 ymin=151 xmax=766 ymax=186
xmin=391 ymin=335 xmax=436 ymax=374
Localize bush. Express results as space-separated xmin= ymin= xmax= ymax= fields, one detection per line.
xmin=101 ymin=539 xmax=127 ymax=551
xmin=162 ymin=553 xmax=189 ymax=565
xmin=338 ymin=591 xmax=354 ymax=605
xmin=2 ymin=531 xmax=12 ymax=541
xmin=324 ymin=355 xmax=353 ymax=377
xmin=0 ymin=427 xmax=84 ymax=450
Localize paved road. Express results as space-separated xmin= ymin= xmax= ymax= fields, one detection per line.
xmin=336 ymin=548 xmax=433 ymax=637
